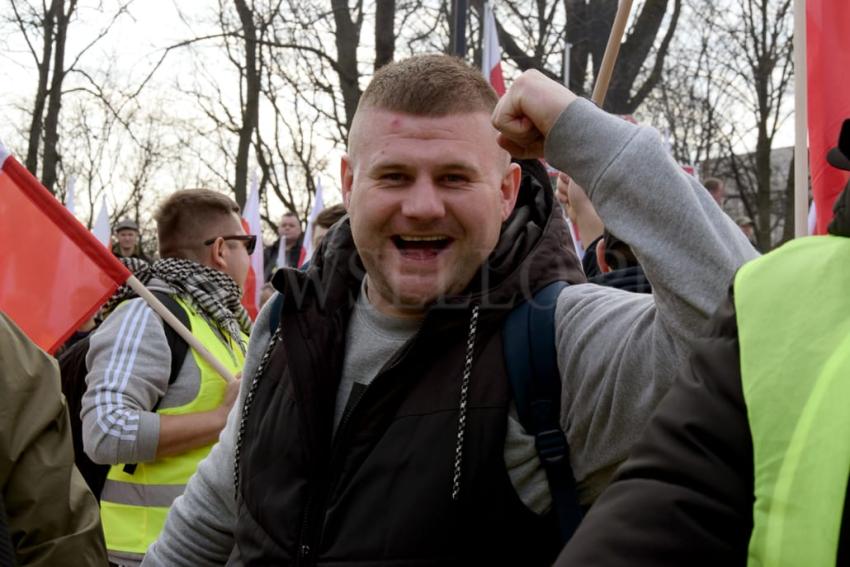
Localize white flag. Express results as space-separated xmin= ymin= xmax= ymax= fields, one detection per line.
xmin=92 ymin=196 xmax=110 ymax=247
xmin=64 ymin=176 xmax=77 ymax=216
xmin=276 ymin=235 xmax=288 ymax=269
xmin=302 ymin=178 xmax=325 ymax=262
xmin=242 ymin=174 xmax=264 ymax=313
xmin=482 ymin=2 xmax=506 ymax=95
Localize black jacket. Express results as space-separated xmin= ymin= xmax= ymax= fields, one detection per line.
xmin=234 ymin=161 xmax=586 ymax=565
xmin=264 ymin=235 xmax=305 ymax=281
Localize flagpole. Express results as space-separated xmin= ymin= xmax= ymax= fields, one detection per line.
xmin=793 ymin=0 xmax=809 ymax=237
xmin=591 ymin=0 xmax=634 ymax=106
xmin=125 ymin=275 xmax=238 ymax=383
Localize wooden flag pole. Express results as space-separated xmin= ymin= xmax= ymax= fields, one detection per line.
xmin=125 ymin=275 xmax=238 ymax=383
xmin=591 ymin=0 xmax=635 ymax=106
xmin=793 ymin=0 xmax=809 ymax=237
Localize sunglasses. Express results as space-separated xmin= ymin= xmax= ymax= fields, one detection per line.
xmin=203 ymin=234 xmax=257 ymax=255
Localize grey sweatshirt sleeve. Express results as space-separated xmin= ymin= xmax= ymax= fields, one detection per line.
xmin=142 ymin=295 xmax=277 ymax=567
xmin=81 ymin=298 xmax=168 ymax=465
xmin=545 ymin=99 xmax=758 ymax=503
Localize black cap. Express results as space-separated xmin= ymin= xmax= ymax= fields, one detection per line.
xmin=826 ymin=119 xmax=850 ymax=171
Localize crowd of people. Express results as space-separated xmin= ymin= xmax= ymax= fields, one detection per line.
xmin=1 ymin=54 xmax=848 ymax=567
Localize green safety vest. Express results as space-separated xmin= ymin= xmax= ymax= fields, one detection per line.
xmin=99 ymin=296 xmax=246 ymax=559
xmin=736 ymin=235 xmax=850 ymax=567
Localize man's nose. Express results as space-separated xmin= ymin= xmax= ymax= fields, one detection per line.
xmin=401 ymin=178 xmax=445 ymax=220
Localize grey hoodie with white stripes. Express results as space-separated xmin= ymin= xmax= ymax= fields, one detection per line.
xmin=81 ymin=279 xmax=206 ymax=467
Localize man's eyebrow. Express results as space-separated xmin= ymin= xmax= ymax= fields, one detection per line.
xmin=369 ymin=161 xmax=413 ymax=171
xmin=437 ymin=162 xmax=478 ymax=173
xmin=367 ymin=160 xmax=480 ymax=175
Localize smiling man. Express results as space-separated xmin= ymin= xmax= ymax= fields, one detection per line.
xmin=144 ymin=55 xmax=756 ymax=566
xmin=344 ymin=93 xmax=522 ymax=317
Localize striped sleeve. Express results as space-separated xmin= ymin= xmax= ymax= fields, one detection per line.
xmin=81 ymin=299 xmax=169 ymax=465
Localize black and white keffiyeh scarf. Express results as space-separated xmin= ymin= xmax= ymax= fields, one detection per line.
xmin=105 ymin=257 xmax=251 ymax=353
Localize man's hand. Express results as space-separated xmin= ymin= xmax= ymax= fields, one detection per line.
xmin=491 ymin=69 xmax=578 ymax=159
xmin=155 ymin=373 xmax=242 ymax=459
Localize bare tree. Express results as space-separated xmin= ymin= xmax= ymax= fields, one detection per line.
xmin=646 ymin=0 xmax=794 ymax=250
xmin=10 ymin=0 xmax=78 ymax=190
xmin=470 ymin=0 xmax=681 ymax=114
xmin=9 ymin=0 xmax=129 ymax=193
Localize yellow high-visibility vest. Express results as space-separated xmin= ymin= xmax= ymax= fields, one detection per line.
xmin=736 ymin=235 xmax=850 ymax=567
xmin=100 ymin=296 xmax=246 ymax=559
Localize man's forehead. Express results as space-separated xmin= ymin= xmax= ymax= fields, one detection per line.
xmin=363 ymin=107 xmax=492 ymax=132
xmin=349 ymin=107 xmax=502 ymax=164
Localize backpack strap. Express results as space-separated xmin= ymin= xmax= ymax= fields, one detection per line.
xmin=123 ymin=292 xmax=191 ymax=475
xmin=503 ymin=280 xmax=583 ymax=544
xmin=151 ymin=290 xmax=192 ymax=389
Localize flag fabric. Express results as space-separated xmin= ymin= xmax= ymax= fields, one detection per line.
xmin=0 ymin=148 xmax=131 ymax=353
xmin=240 ymin=175 xmax=264 ymax=320
xmin=481 ymin=2 xmax=506 ymax=96
xmin=806 ymin=0 xmax=850 ymax=234
xmin=808 ymin=200 xmax=818 ymax=235
xmin=64 ymin=175 xmax=76 ymax=216
xmin=302 ymin=178 xmax=325 ymax=262
xmin=92 ymin=195 xmax=111 ymax=246
xmin=276 ymin=235 xmax=288 ymax=269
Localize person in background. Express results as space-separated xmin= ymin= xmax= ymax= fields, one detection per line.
xmin=0 ymin=312 xmax=107 ymax=566
xmin=703 ymin=177 xmax=726 ymax=207
xmin=259 ymin=282 xmax=275 ymax=309
xmin=735 ymin=215 xmax=760 ymax=251
xmin=311 ymin=203 xmax=347 ymax=251
xmin=82 ymin=189 xmax=250 ymax=566
xmin=556 ymin=173 xmax=650 ymax=293
xmin=264 ymin=211 xmax=306 ymax=279
xmin=113 ymin=219 xmax=150 ymax=262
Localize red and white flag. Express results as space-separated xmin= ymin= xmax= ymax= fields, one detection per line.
xmin=0 ymin=147 xmax=131 ymax=353
xmin=240 ymin=174 xmax=264 ymax=320
xmin=807 ymin=0 xmax=850 ymax=234
xmin=482 ymin=2 xmax=506 ymax=96
xmin=302 ymin=177 xmax=325 ymax=263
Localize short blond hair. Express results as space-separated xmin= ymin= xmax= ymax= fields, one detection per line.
xmin=155 ymin=189 xmax=240 ymax=259
xmin=358 ymin=54 xmax=499 ymax=117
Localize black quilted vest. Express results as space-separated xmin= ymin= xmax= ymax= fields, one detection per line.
xmin=234 ymin=162 xmax=585 ymax=566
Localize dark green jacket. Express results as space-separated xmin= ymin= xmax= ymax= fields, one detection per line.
xmin=0 ymin=313 xmax=107 ymax=566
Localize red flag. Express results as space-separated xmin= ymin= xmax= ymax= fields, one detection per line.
xmin=807 ymin=0 xmax=850 ymax=234
xmin=239 ymin=219 xmax=259 ymax=320
xmin=0 ymin=151 xmax=131 ymax=353
xmin=482 ymin=2 xmax=506 ymax=96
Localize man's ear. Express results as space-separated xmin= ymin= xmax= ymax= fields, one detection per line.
xmin=500 ymin=162 xmax=522 ymax=221
xmin=207 ymin=237 xmax=228 ymax=272
xmin=596 ymin=237 xmax=611 ymax=273
xmin=341 ymin=154 xmax=354 ymax=210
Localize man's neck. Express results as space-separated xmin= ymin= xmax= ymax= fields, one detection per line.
xmin=363 ymin=276 xmax=426 ymax=322
xmin=120 ymin=246 xmax=134 ymax=256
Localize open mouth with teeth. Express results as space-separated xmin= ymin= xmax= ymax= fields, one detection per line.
xmin=392 ymin=235 xmax=453 ymax=260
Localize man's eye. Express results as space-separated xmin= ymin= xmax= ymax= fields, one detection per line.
xmin=443 ymin=174 xmax=467 ymax=184
xmin=382 ymin=173 xmax=406 ymax=182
